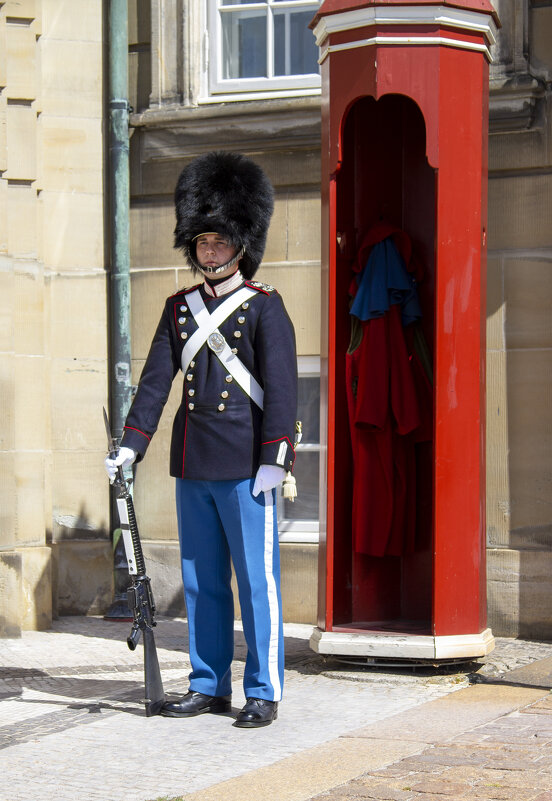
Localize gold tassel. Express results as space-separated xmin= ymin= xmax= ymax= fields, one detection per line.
xmin=282 ymin=472 xmax=297 ymax=501
xmin=282 ymin=421 xmax=302 ymax=502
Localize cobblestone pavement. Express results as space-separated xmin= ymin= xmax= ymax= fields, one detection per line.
xmin=1 ymin=616 xmax=552 ymax=801
xmin=310 ymin=693 xmax=552 ymax=801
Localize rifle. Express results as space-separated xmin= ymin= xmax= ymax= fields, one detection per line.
xmin=103 ymin=408 xmax=165 ymax=716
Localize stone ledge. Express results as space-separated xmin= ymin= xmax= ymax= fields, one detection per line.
xmin=489 ymin=73 xmax=546 ymax=131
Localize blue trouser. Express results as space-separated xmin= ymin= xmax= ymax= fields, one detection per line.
xmin=175 ymin=477 xmax=284 ymax=702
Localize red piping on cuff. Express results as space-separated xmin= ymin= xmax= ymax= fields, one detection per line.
xmin=123 ymin=426 xmax=151 ymax=441
xmin=262 ymin=436 xmax=294 ymax=450
xmin=262 ymin=436 xmax=296 ymax=467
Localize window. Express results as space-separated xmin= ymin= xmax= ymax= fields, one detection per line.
xmin=208 ymin=0 xmax=321 ymax=97
xmin=277 ymin=356 xmax=320 ymax=543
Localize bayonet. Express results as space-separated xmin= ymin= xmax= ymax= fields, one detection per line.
xmin=103 ymin=408 xmax=165 ymax=716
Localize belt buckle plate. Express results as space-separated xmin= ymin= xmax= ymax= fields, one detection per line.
xmin=207 ymin=331 xmax=226 ymax=354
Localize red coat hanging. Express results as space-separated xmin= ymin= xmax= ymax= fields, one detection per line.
xmin=346 ymin=224 xmax=432 ymax=557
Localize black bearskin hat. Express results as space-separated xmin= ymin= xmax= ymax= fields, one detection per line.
xmin=174 ymin=151 xmax=274 ymax=279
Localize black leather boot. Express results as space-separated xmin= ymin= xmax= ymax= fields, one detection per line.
xmin=234 ymin=698 xmax=278 ymax=728
xmin=160 ymin=691 xmax=231 ymax=718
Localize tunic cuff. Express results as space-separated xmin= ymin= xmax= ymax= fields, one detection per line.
xmin=120 ymin=426 xmax=151 ymax=461
xmin=260 ymin=437 xmax=295 ymax=472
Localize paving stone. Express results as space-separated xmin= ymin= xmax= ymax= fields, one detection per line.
xmin=525 ymin=698 xmax=552 ymax=715
xmin=351 ymin=777 xmax=423 ymax=798
xmin=400 ymin=748 xmax=489 ymax=768
xmin=484 ymin=758 xmax=550 ymax=771
xmin=405 ymin=795 xmax=473 ymax=801
xmin=367 ymin=768 xmax=420 ymax=780
xmin=467 ymin=786 xmax=541 ymax=800
xmin=409 ymin=778 xmax=469 ymax=795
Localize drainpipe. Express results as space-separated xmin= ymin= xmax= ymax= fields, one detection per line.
xmin=105 ymin=0 xmax=133 ymax=620
xmin=108 ymin=0 xmax=132 ymax=441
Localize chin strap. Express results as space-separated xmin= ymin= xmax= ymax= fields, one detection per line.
xmin=197 ymin=245 xmax=246 ymax=275
xmin=282 ymin=421 xmax=302 ymax=502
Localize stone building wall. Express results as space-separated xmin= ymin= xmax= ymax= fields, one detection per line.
xmin=486 ymin=0 xmax=552 ymax=638
xmin=0 ymin=0 xmax=111 ymax=636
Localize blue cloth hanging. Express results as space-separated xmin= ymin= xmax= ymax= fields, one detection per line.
xmin=350 ymin=237 xmax=421 ymax=326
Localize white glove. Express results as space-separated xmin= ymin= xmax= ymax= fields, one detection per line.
xmin=252 ymin=465 xmax=286 ymax=497
xmin=104 ymin=447 xmax=137 ymax=483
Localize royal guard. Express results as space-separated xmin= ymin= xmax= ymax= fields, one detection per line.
xmin=104 ymin=151 xmax=298 ymax=728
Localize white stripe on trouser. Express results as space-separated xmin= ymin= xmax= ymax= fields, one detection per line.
xmin=263 ymin=489 xmax=282 ymax=701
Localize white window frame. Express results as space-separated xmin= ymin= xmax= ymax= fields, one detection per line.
xmin=278 ymin=355 xmax=320 ymax=544
xmin=206 ymin=0 xmax=322 ymax=100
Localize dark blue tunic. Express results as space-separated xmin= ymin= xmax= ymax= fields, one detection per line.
xmin=121 ymin=278 xmax=298 ymax=480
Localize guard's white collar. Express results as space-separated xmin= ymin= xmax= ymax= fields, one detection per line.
xmin=203 ymin=270 xmax=244 ymax=298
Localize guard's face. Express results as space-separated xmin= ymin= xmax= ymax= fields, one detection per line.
xmin=195 ymin=233 xmax=241 ymax=277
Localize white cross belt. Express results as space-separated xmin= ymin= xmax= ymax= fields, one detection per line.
xmin=181 ymin=287 xmax=264 ymax=410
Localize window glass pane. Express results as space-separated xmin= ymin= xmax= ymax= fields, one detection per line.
xmin=222 ymin=10 xmax=267 ymax=79
xmin=283 ymin=451 xmax=319 ymax=520
xmin=290 ymin=10 xmax=319 ymax=74
xmin=221 ymin=0 xmax=258 ymax=4
xmin=297 ymin=376 xmax=320 ymax=443
xmin=273 ymin=8 xmax=319 ymax=77
xmin=273 ymin=11 xmax=286 ymax=76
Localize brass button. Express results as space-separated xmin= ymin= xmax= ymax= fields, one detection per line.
xmin=188 ymin=389 xmax=195 ymax=397
xmin=190 ymin=360 xmax=195 ymax=368
xmin=218 ymin=403 xmax=225 ymax=412
xmin=181 ymin=332 xmax=188 ymax=340
xmin=180 ymin=305 xmax=187 ymax=312
xmin=225 ymin=375 xmax=233 ymax=383
xmin=221 ymin=390 xmax=229 ymax=399
xmin=234 ymin=330 xmax=242 ymax=338
xmin=241 ymin=302 xmax=249 ymax=310
xmin=186 ymin=373 xmax=193 ymax=381
xmin=237 ymin=316 xmax=245 ymax=324
xmin=231 ymin=348 xmax=238 ymax=354
xmin=178 ymin=316 xmax=187 ymax=325
xmin=188 ymin=402 xmax=194 ymax=410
